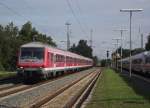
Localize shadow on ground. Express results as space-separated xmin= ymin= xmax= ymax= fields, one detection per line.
xmin=119 ymin=71 xmax=150 ymax=103
xmin=0 ymin=76 xmax=23 ymax=85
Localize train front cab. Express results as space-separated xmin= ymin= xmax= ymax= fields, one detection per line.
xmin=17 ymin=47 xmax=46 ymax=80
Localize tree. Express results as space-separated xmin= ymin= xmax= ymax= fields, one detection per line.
xmin=145 ymin=33 xmax=150 ymax=50
xmin=0 ymin=22 xmax=19 ymax=70
xmin=69 ymin=44 xmax=77 ymax=53
xmin=100 ymin=59 xmax=107 ymax=67
xmin=19 ymin=21 xmax=56 ymax=46
xmin=132 ymin=48 xmax=145 ymax=55
xmin=113 ymin=47 xmax=131 ymax=59
xmin=69 ymin=40 xmax=93 ymax=58
xmin=93 ymin=56 xmax=98 ymax=66
xmin=0 ymin=21 xmax=56 ymax=71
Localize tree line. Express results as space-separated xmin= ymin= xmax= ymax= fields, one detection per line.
xmin=99 ymin=34 xmax=150 ymax=67
xmin=0 ymin=22 xmax=96 ymax=71
xmin=112 ymin=33 xmax=150 ymax=59
xmin=0 ymin=21 xmax=56 ymax=71
xmin=69 ymin=40 xmax=98 ymax=66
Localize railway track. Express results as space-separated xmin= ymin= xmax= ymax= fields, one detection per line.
xmin=0 ymin=76 xmax=23 ymax=92
xmin=0 ymin=70 xmax=85 ymax=98
xmin=0 ymin=84 xmax=21 ymax=91
xmin=30 ymin=68 xmax=101 ymax=108
xmin=0 ymin=68 xmax=97 ymax=108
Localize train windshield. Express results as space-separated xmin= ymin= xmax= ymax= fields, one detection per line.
xmin=145 ymin=56 xmax=150 ymax=64
xmin=20 ymin=48 xmax=44 ymax=60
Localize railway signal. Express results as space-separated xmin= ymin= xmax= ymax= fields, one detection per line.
xmin=106 ymin=50 xmax=109 ymax=67
xmin=107 ymin=50 xmax=109 ymax=58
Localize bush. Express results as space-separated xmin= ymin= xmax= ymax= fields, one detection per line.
xmin=0 ymin=62 xmax=4 ymax=71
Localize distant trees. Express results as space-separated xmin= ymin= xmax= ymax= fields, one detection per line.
xmin=69 ymin=40 xmax=93 ymax=58
xmin=112 ymin=47 xmax=130 ymax=59
xmin=93 ymin=56 xmax=98 ymax=66
xmin=0 ymin=21 xmax=56 ymax=71
xmin=69 ymin=39 xmax=98 ymax=65
xmin=145 ymin=33 xmax=150 ymax=50
xmin=100 ymin=59 xmax=111 ymax=67
xmin=110 ymin=33 xmax=150 ymax=64
xmin=112 ymin=47 xmax=145 ymax=60
xmin=19 ymin=21 xmax=56 ymax=46
xmin=132 ymin=48 xmax=145 ymax=55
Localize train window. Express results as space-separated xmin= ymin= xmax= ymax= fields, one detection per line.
xmin=60 ymin=55 xmax=64 ymax=62
xmin=146 ymin=57 xmax=150 ymax=64
xmin=132 ymin=59 xmax=142 ymax=64
xmin=53 ymin=54 xmax=56 ymax=63
xmin=56 ymin=54 xmax=60 ymax=62
xmin=138 ymin=59 xmax=142 ymax=64
xmin=20 ymin=48 xmax=44 ymax=60
xmin=51 ymin=53 xmax=53 ymax=62
xmin=66 ymin=56 xmax=69 ymax=62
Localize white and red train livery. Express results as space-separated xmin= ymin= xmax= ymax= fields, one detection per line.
xmin=17 ymin=42 xmax=93 ymax=79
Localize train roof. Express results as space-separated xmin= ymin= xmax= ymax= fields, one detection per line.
xmin=119 ymin=51 xmax=150 ymax=62
xmin=21 ymin=42 xmax=93 ymax=61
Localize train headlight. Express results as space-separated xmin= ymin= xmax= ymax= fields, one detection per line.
xmin=20 ymin=67 xmax=23 ymax=69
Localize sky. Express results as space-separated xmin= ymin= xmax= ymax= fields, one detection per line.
xmin=0 ymin=0 xmax=150 ymax=59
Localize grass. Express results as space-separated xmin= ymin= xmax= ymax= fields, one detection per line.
xmin=85 ymin=68 xmax=150 ymax=108
xmin=0 ymin=71 xmax=16 ymax=79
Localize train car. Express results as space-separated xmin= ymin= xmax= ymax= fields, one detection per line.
xmin=17 ymin=42 xmax=93 ymax=80
xmin=119 ymin=51 xmax=150 ymax=74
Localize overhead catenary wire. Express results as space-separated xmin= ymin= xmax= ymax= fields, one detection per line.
xmin=0 ymin=1 xmax=55 ymax=37
xmin=74 ymin=0 xmax=89 ymax=31
xmin=66 ymin=0 xmax=88 ymax=37
xmin=22 ymin=0 xmax=33 ymax=10
xmin=21 ymin=0 xmax=55 ymax=36
xmin=0 ymin=2 xmax=27 ymax=20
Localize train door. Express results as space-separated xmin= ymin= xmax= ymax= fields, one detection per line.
xmin=47 ymin=52 xmax=54 ymax=67
xmin=64 ymin=56 xmax=66 ymax=67
xmin=51 ymin=53 xmax=54 ymax=67
xmin=53 ymin=54 xmax=56 ymax=67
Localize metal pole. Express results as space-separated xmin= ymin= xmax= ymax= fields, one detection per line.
xmin=120 ymin=8 xmax=143 ymax=77
xmin=113 ymin=39 xmax=120 ymax=70
xmin=116 ymin=43 xmax=118 ymax=70
xmin=90 ymin=29 xmax=93 ymax=48
xmin=121 ymin=31 xmax=123 ymax=73
xmin=114 ymin=29 xmax=127 ymax=73
xmin=66 ymin=22 xmax=71 ymax=50
xmin=141 ymin=33 xmax=143 ymax=49
xmin=129 ymin=11 xmax=132 ymax=77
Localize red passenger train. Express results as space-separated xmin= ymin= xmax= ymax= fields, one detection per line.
xmin=17 ymin=42 xmax=93 ymax=80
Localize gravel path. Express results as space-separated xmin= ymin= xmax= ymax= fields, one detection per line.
xmin=0 ymin=68 xmax=96 ymax=108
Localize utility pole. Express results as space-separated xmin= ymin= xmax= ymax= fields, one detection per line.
xmin=120 ymin=8 xmax=143 ymax=77
xmin=141 ymin=33 xmax=143 ymax=49
xmin=89 ymin=29 xmax=93 ymax=48
xmin=139 ymin=26 xmax=144 ymax=49
xmin=114 ymin=29 xmax=127 ymax=73
xmin=113 ymin=38 xmax=120 ymax=70
xmin=106 ymin=50 xmax=109 ymax=67
xmin=65 ymin=22 xmax=71 ymax=50
xmin=112 ymin=43 xmax=118 ymax=69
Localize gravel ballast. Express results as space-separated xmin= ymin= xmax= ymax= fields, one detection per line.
xmin=0 ymin=68 xmax=96 ymax=108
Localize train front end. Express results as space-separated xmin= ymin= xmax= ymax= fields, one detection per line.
xmin=17 ymin=43 xmax=46 ymax=80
